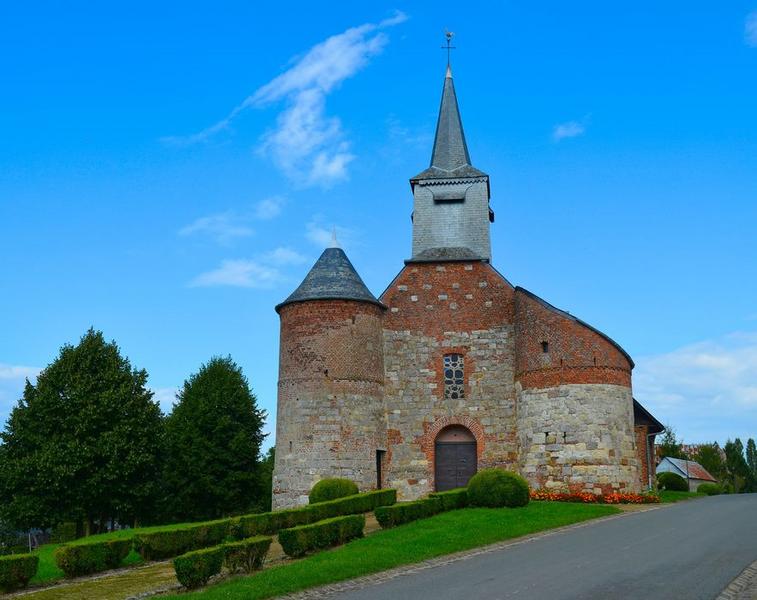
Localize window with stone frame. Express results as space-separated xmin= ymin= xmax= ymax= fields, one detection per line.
xmin=443 ymin=353 xmax=465 ymax=400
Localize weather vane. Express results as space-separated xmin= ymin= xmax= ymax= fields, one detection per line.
xmin=442 ymin=30 xmax=456 ymax=66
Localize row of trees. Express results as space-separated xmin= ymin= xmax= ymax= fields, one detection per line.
xmin=658 ymin=426 xmax=757 ymax=493
xmin=0 ymin=329 xmax=270 ymax=535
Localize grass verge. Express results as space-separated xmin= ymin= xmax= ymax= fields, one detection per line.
xmin=658 ymin=490 xmax=706 ymax=503
xmin=169 ymin=502 xmax=620 ymax=600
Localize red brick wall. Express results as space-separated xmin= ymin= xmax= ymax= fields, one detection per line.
xmin=514 ymin=289 xmax=632 ymax=389
xmin=635 ymin=424 xmax=652 ymax=489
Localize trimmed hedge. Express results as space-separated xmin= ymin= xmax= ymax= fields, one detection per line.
xmin=54 ymin=539 xmax=132 ymax=577
xmin=235 ymin=489 xmax=396 ymax=538
xmin=173 ymin=546 xmax=225 ymax=589
xmin=375 ymin=498 xmax=443 ymax=529
xmin=224 ymin=536 xmax=272 ymax=574
xmin=309 ymin=478 xmax=359 ymax=504
xmin=278 ymin=515 xmax=365 ymax=558
xmin=657 ymin=472 xmax=688 ymax=492
xmin=697 ymin=483 xmax=722 ymax=496
xmin=429 ymin=488 xmax=468 ymax=511
xmin=134 ymin=519 xmax=232 ymax=561
xmin=0 ymin=553 xmax=38 ymax=592
xmin=467 ymin=469 xmax=530 ymax=508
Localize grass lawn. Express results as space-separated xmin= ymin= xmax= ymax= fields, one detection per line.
xmin=169 ymin=502 xmax=620 ymax=600
xmin=658 ymin=490 xmax=706 ymax=503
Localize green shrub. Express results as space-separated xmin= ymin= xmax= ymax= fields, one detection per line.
xmin=50 ymin=522 xmax=79 ymax=544
xmin=657 ymin=472 xmax=689 ymax=492
xmin=374 ymin=498 xmax=443 ymax=529
xmin=697 ymin=483 xmax=722 ymax=496
xmin=54 ymin=539 xmax=132 ymax=577
xmin=224 ymin=536 xmax=272 ymax=573
xmin=134 ymin=518 xmax=232 ymax=561
xmin=309 ymin=478 xmax=359 ymax=504
xmin=0 ymin=553 xmax=38 ymax=592
xmin=467 ymin=469 xmax=530 ymax=508
xmin=173 ymin=546 xmax=225 ymax=589
xmin=429 ymin=488 xmax=468 ymax=511
xmin=278 ymin=515 xmax=365 ymax=558
xmin=235 ymin=489 xmax=396 ymax=538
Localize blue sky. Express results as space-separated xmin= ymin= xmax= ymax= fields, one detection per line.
xmin=2 ymin=2 xmax=757 ymax=448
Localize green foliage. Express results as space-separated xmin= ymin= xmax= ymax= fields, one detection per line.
xmin=725 ymin=439 xmax=751 ymax=493
xmin=223 ymin=536 xmax=272 ymax=574
xmin=697 ymin=483 xmax=722 ymax=496
xmin=374 ymin=498 xmax=442 ymax=528
xmin=467 ymin=469 xmax=530 ymax=508
xmin=309 ymin=478 xmax=359 ymax=504
xmin=50 ymin=522 xmax=79 ymax=544
xmin=278 ymin=515 xmax=364 ymax=558
xmin=694 ymin=444 xmax=726 ymax=482
xmin=429 ymin=488 xmax=468 ymax=511
xmin=134 ymin=519 xmax=233 ymax=561
xmin=0 ymin=553 xmax=38 ymax=592
xmin=173 ymin=546 xmax=225 ymax=589
xmin=54 ymin=539 xmax=132 ymax=577
xmin=657 ymin=426 xmax=687 ymax=460
xmin=258 ymin=448 xmax=275 ymax=512
xmin=235 ymin=489 xmax=396 ymax=538
xmin=163 ymin=356 xmax=267 ymax=522
xmin=657 ymin=471 xmax=688 ymax=491
xmin=0 ymin=329 xmax=164 ymax=530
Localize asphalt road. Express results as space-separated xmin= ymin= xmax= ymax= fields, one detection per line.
xmin=330 ymin=495 xmax=757 ymax=600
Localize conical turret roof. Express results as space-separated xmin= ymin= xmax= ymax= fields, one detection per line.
xmin=275 ymin=247 xmax=383 ymax=312
xmin=411 ymin=65 xmax=488 ymax=182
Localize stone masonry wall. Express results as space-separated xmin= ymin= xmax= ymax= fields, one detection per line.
xmin=411 ymin=180 xmax=491 ymax=260
xmin=517 ymin=383 xmax=640 ymax=493
xmin=380 ymin=261 xmax=517 ymax=500
xmin=273 ymin=300 xmax=386 ymax=509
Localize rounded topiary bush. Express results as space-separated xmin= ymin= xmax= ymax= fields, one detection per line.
xmin=467 ymin=468 xmax=529 ymax=508
xmin=309 ymin=478 xmax=359 ymax=504
xmin=657 ymin=471 xmax=688 ymax=491
xmin=697 ymin=483 xmax=722 ymax=496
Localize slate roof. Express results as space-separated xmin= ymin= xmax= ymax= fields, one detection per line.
xmin=660 ymin=457 xmax=717 ymax=482
xmin=406 ymin=246 xmax=486 ymax=263
xmin=633 ymin=399 xmax=665 ymax=434
xmin=411 ymin=66 xmax=489 ymax=183
xmin=275 ymin=247 xmax=383 ymax=312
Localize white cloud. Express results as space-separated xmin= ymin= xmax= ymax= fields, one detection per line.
xmin=164 ymin=11 xmax=407 ymax=187
xmin=634 ymin=332 xmax=757 ymax=443
xmin=179 ymin=212 xmax=255 ymax=244
xmin=254 ymin=196 xmax=285 ymax=220
xmin=263 ymin=247 xmax=308 ymax=266
xmin=746 ymin=11 xmax=757 ymax=47
xmin=151 ymin=387 xmax=178 ymax=414
xmin=0 ymin=364 xmax=41 ymax=426
xmin=552 ymin=120 xmax=586 ymax=142
xmin=189 ymin=259 xmax=284 ymax=289
xmin=305 ymin=218 xmax=353 ymax=249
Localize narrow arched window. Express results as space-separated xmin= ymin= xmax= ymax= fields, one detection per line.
xmin=444 ymin=353 xmax=465 ymax=400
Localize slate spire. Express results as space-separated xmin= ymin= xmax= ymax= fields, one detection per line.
xmin=430 ymin=65 xmax=472 ymax=171
xmin=275 ymin=247 xmax=382 ymax=312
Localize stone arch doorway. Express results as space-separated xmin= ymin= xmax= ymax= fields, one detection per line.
xmin=434 ymin=425 xmax=477 ymax=491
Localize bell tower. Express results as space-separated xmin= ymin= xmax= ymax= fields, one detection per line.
xmin=409 ymin=63 xmax=493 ymax=263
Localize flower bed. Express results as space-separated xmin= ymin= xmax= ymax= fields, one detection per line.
xmin=529 ymin=490 xmax=659 ymax=504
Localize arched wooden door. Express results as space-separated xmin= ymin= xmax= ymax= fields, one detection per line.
xmin=434 ymin=425 xmax=477 ymax=491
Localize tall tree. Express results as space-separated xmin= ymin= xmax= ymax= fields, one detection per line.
xmin=657 ymin=425 xmax=686 ymax=460
xmin=163 ymin=356 xmax=267 ymax=522
xmin=747 ymin=439 xmax=757 ymax=479
xmin=0 ymin=329 xmax=164 ymax=532
xmin=694 ymin=443 xmax=726 ymax=481
xmin=724 ymin=439 xmax=750 ymax=493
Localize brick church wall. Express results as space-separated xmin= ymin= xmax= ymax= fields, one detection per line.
xmin=272 ymin=300 xmax=386 ymax=508
xmin=514 ymin=289 xmax=640 ymax=493
xmin=380 ymin=261 xmax=518 ymax=500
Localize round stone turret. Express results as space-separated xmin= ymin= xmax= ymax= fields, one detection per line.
xmin=272 ymin=247 xmax=386 ymax=508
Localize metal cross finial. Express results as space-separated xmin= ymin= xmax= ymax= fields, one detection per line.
xmin=442 ymin=30 xmax=456 ymax=66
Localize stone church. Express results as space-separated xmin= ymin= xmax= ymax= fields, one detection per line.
xmin=272 ymin=65 xmax=663 ymax=509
